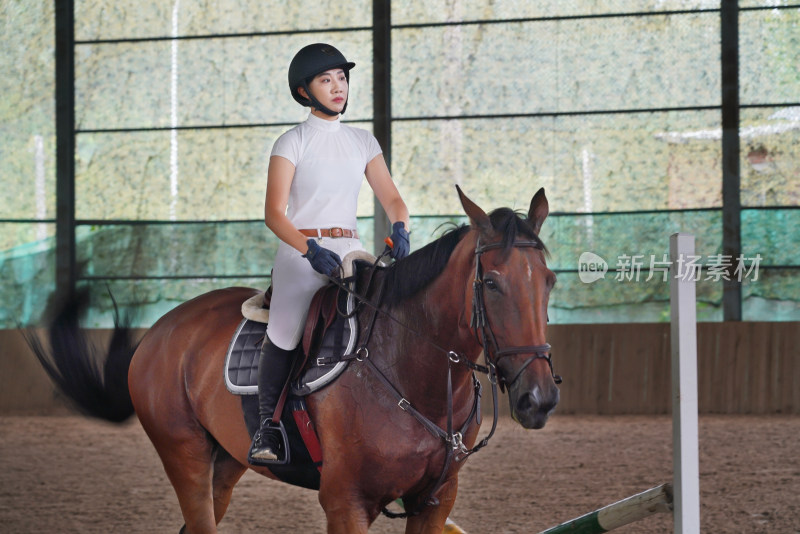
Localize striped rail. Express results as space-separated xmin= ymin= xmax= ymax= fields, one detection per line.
xmin=538 ymin=483 xmax=673 ymax=534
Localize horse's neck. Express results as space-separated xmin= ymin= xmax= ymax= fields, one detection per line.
xmin=421 ymin=242 xmax=480 ymax=359
xmin=367 ymin=256 xmax=479 ymax=418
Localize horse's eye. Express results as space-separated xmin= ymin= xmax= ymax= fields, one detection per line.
xmin=484 ymin=278 xmax=499 ymax=291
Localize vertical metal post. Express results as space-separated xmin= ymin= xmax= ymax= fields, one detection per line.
xmin=670 ymin=233 xmax=701 ymax=534
xmin=372 ymin=0 xmax=392 ymax=254
xmin=721 ymin=0 xmax=741 ymax=320
xmin=55 ymin=0 xmax=76 ymax=301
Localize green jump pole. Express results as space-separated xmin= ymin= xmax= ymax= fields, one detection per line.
xmin=538 ymin=483 xmax=673 ymax=534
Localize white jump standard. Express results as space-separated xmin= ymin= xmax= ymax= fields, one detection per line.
xmin=538 ymin=233 xmax=701 ymax=534
xmin=669 ymin=232 xmax=701 ymax=534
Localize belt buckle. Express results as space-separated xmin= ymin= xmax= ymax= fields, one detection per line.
xmin=329 ymin=227 xmax=344 ymax=238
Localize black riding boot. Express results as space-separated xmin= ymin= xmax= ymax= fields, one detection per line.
xmin=248 ymin=337 xmax=295 ymax=465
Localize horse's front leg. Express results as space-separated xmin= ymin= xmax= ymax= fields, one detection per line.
xmin=403 ymin=477 xmax=460 ymax=534
xmin=322 ymin=508 xmax=371 ymax=534
xmin=318 ymin=485 xmax=374 ymax=534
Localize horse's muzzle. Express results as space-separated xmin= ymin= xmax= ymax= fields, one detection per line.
xmin=510 ymin=380 xmax=560 ymax=429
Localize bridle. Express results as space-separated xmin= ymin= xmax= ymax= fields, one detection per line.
xmin=470 ymin=239 xmax=563 ymax=391
xmin=326 ymin=234 xmax=562 ymax=516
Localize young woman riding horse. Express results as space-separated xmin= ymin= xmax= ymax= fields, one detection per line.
xmin=251 ymin=43 xmax=410 ymax=463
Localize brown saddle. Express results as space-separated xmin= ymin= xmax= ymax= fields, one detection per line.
xmin=256 ymin=282 xmax=344 ymax=375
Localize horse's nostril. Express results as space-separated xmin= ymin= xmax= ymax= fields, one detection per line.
xmin=516 ymin=386 xmax=559 ymax=416
xmin=516 ymin=391 xmax=535 ymax=413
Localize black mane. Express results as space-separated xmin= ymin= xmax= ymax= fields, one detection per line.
xmin=381 ymin=208 xmax=545 ymax=307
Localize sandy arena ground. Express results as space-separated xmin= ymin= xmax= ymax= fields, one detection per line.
xmin=1 ymin=414 xmax=798 ymax=533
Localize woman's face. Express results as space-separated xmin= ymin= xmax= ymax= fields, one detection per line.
xmin=300 ymin=69 xmax=348 ymax=116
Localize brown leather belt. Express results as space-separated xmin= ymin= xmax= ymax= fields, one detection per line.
xmin=299 ymin=227 xmax=358 ymax=239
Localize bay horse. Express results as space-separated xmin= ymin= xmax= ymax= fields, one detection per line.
xmin=31 ymin=186 xmax=560 ymax=533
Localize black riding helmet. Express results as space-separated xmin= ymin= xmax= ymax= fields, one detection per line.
xmin=288 ymin=43 xmax=356 ymax=116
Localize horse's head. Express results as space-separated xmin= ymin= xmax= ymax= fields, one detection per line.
xmin=458 ymin=186 xmax=560 ymax=429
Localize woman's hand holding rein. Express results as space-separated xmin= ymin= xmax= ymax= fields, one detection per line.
xmin=385 ymin=222 xmax=410 ymax=260
xmin=303 ymin=239 xmax=343 ymax=276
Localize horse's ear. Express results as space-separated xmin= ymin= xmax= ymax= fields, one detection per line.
xmin=456 ymin=185 xmax=493 ymax=235
xmin=528 ymin=187 xmax=549 ymax=235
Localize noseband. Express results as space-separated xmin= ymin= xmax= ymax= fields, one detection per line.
xmin=470 ymin=239 xmax=562 ymax=389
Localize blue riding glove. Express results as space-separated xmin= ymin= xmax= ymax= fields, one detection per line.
xmin=303 ymin=239 xmax=342 ymax=276
xmin=384 ymin=221 xmax=410 ymax=260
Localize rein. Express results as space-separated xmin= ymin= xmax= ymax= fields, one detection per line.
xmin=325 ymin=255 xmax=490 ymax=375
xmin=324 ymin=237 xmax=561 ymax=516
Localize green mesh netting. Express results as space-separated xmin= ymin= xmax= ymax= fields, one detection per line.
xmin=2 ymin=210 xmax=798 ymax=327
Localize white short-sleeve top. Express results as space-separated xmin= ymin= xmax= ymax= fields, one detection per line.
xmin=270 ymin=112 xmax=383 ymax=230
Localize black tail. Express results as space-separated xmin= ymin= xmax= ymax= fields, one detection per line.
xmin=24 ymin=289 xmax=139 ymax=423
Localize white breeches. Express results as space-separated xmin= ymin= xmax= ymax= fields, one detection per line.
xmin=266 ymin=237 xmax=366 ymax=350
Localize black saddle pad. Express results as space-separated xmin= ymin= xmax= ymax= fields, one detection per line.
xmin=224 ymin=287 xmax=356 ymax=396
xmin=225 ymin=319 xmax=266 ymax=394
